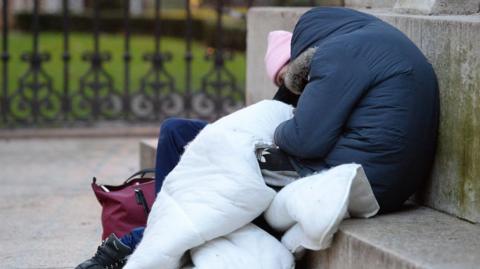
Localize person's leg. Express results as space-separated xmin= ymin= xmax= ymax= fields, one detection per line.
xmin=119 ymin=134 xmax=295 ymax=250
xmin=119 ymin=227 xmax=145 ymax=250
xmin=154 ymin=117 xmax=208 ymax=192
xmin=117 ymin=145 xmax=299 ymax=253
xmin=120 ymin=118 xmax=208 ymax=247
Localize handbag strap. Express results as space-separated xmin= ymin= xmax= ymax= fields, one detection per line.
xmin=135 ymin=189 xmax=150 ymax=216
xmin=124 ymin=168 xmax=156 ymax=184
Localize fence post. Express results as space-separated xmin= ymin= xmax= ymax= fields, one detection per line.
xmin=123 ymin=0 xmax=131 ymax=120
xmin=62 ymin=0 xmax=70 ymax=121
xmin=1 ymin=0 xmax=9 ymax=124
xmin=185 ymin=0 xmax=193 ymax=117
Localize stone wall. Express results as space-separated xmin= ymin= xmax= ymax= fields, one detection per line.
xmin=246 ymin=7 xmax=480 ymax=223
xmin=345 ymin=0 xmax=396 ymax=9
xmin=372 ymin=10 xmax=480 ymax=224
xmin=246 ymin=8 xmax=310 ymax=104
xmin=394 ymin=0 xmax=480 ymax=15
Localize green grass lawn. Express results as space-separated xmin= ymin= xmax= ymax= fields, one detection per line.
xmin=2 ymin=31 xmax=246 ymax=97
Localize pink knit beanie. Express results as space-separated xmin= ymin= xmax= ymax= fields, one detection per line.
xmin=264 ymin=30 xmax=293 ymax=83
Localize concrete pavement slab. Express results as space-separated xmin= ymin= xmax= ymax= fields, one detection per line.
xmin=0 ymin=138 xmax=147 ymax=269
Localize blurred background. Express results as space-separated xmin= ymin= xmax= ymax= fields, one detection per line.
xmin=0 ymin=0 xmax=341 ymax=128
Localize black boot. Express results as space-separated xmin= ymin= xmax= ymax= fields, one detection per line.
xmin=75 ymin=234 xmax=132 ymax=269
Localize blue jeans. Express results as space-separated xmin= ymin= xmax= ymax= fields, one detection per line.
xmin=120 ymin=118 xmax=208 ymax=249
xmin=154 ymin=118 xmax=208 ymax=193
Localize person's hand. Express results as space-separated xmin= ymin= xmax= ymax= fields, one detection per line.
xmin=256 ymin=146 xmax=295 ymax=173
xmin=273 ymin=84 xmax=299 ymax=107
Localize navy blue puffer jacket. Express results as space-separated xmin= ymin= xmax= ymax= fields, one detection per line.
xmin=274 ymin=7 xmax=439 ymax=213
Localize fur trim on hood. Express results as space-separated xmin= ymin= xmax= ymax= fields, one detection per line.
xmin=284 ymin=47 xmax=317 ymax=95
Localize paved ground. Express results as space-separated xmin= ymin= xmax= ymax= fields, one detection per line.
xmin=0 ymin=125 xmax=159 ymax=139
xmin=0 ymin=138 xmax=151 ymax=269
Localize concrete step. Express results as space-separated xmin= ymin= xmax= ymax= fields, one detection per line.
xmin=301 ymin=206 xmax=480 ymax=269
xmin=139 ymin=139 xmax=480 ymax=268
xmin=140 ymin=139 xmax=157 ymax=169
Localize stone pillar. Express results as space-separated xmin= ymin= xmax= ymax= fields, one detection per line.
xmin=69 ymin=0 xmax=84 ymax=14
xmin=12 ymin=0 xmax=32 ymax=13
xmin=130 ymin=0 xmax=144 ymax=16
xmin=394 ymin=0 xmax=480 ymax=15
xmin=43 ymin=0 xmax=62 ymax=13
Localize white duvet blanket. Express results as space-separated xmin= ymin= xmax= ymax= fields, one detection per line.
xmin=125 ymin=100 xmax=379 ymax=269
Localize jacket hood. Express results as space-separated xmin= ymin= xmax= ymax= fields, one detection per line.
xmin=291 ymin=7 xmax=378 ymax=60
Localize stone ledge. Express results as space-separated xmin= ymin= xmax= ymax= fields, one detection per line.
xmin=140 ymin=139 xmax=157 ymax=169
xmin=301 ymin=206 xmax=480 ymax=269
xmin=394 ymin=0 xmax=480 ymax=15
xmin=345 ymin=0 xmax=396 ymax=9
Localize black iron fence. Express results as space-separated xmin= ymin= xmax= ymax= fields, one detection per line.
xmin=0 ymin=0 xmax=251 ymax=127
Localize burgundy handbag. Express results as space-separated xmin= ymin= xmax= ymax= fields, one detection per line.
xmin=92 ymin=169 xmax=156 ymax=239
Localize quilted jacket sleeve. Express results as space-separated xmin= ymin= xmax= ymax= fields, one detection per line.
xmin=274 ymin=43 xmax=372 ymax=159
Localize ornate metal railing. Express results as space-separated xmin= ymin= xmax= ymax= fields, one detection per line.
xmin=0 ymin=0 xmax=249 ymax=127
